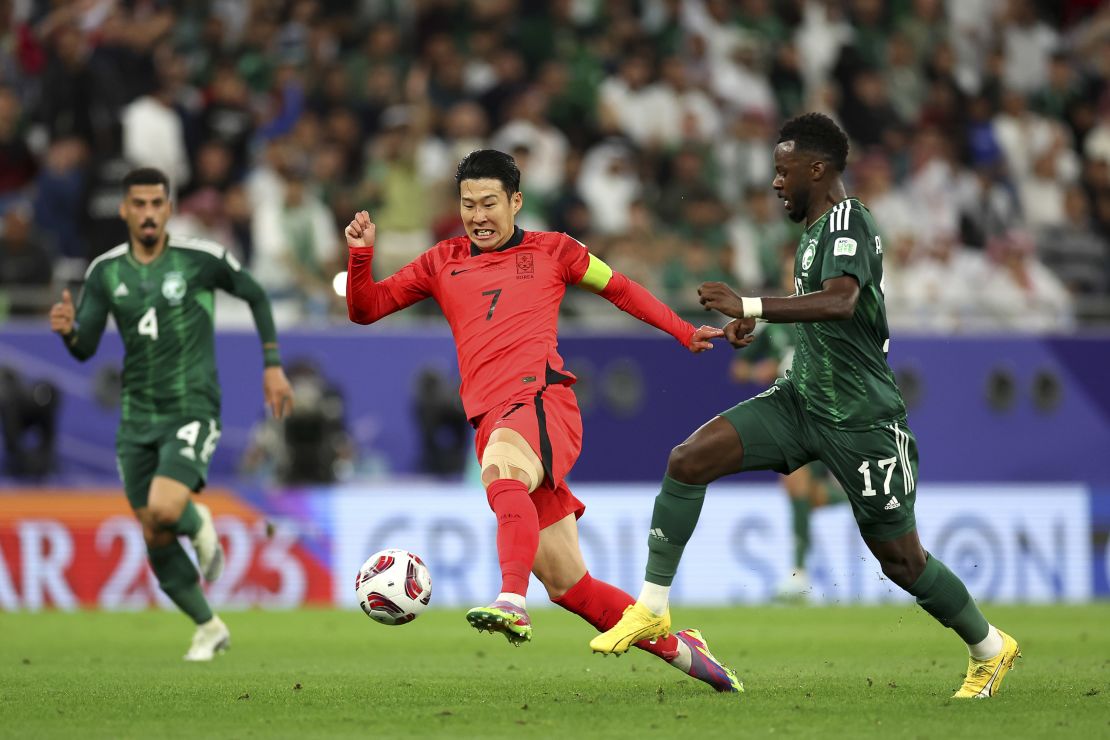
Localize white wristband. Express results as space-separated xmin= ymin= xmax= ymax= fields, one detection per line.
xmin=742 ymin=297 xmax=763 ymax=319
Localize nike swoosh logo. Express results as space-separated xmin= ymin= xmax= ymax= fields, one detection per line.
xmin=450 ymin=268 xmax=470 ymax=276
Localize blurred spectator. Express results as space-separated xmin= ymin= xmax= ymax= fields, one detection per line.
xmin=838 ymin=67 xmax=905 ymax=151
xmin=714 ymin=110 xmax=775 ymax=205
xmin=412 ymin=366 xmax=468 ymax=476
xmin=1000 ymin=0 xmax=1059 ymax=94
xmin=0 ymin=85 xmax=35 ymax=203
xmin=31 ymin=138 xmax=88 ymax=262
xmin=598 ymin=50 xmax=671 ymax=148
xmin=0 ymin=366 xmax=59 ymax=479
xmin=894 ymin=229 xmax=987 ymax=332
xmin=35 ymin=22 xmax=117 ymax=148
xmin=198 ymin=64 xmax=255 ymax=178
xmin=653 ymin=53 xmax=722 ymax=145
xmin=168 ymin=188 xmax=241 ymax=259
xmin=578 ymin=139 xmax=642 ymax=235
xmin=1037 ymin=187 xmax=1110 ymax=300
xmin=241 ymin=358 xmax=353 ymax=484
xmin=251 ymin=152 xmax=341 ymax=322
xmin=0 ymin=206 xmax=53 ymax=315
xmin=662 ymin=239 xmax=734 ymax=321
xmin=727 ymin=186 xmax=798 ymax=291
xmin=491 ymin=88 xmax=569 ymax=200
xmin=883 ymin=33 xmax=925 ymax=124
xmin=976 ymin=230 xmax=1074 ymax=331
xmin=121 ymin=69 xmax=191 ymax=190
xmin=360 ymin=104 xmax=433 ymax=277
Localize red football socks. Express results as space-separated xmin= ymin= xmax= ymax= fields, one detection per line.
xmin=485 ymin=478 xmax=539 ymax=596
xmin=554 ymin=572 xmax=679 ymax=661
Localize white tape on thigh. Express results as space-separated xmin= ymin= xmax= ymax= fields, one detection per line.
xmin=482 ymin=440 xmax=542 ymax=493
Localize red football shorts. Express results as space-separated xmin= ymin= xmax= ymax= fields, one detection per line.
xmin=473 ymin=383 xmax=585 ymax=529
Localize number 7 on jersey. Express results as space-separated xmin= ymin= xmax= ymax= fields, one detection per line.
xmin=481 ymin=288 xmax=502 ymax=321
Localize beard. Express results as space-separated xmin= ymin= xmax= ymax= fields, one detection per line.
xmin=786 ymin=194 xmax=808 ymax=223
xmin=138 ymin=222 xmax=160 ymax=248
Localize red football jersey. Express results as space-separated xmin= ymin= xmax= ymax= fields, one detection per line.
xmin=348 ymin=228 xmax=694 ymax=420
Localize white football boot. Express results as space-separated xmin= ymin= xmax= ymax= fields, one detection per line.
xmin=192 ymin=503 xmax=224 ymax=583
xmin=774 ymin=569 xmax=811 ymax=603
xmin=184 ymin=616 xmax=231 ymax=661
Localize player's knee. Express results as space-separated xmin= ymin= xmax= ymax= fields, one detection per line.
xmin=481 ymin=441 xmax=542 ymax=492
xmin=147 ymin=499 xmax=180 ymax=529
xmin=143 ymin=525 xmax=174 ymax=548
xmin=878 ymin=552 xmax=925 ymax=589
xmin=666 ymin=442 xmax=712 ymax=484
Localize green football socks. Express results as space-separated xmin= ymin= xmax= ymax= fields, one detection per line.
xmin=790 ymin=497 xmax=811 ymax=570
xmin=644 ymin=476 xmax=707 ymax=587
xmin=148 ymin=541 xmax=213 ymax=625
xmin=908 ymin=553 xmax=990 ymax=644
xmin=172 ymin=499 xmax=202 ymax=538
xmin=823 ymin=479 xmax=848 ymax=506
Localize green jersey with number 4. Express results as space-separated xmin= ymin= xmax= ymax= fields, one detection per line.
xmin=65 ymin=234 xmax=279 ymax=425
xmin=789 ymin=198 xmax=906 ymax=430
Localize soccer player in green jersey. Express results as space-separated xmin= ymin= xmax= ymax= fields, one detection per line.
xmin=592 ymin=114 xmax=1021 ymax=699
xmin=49 ymin=167 xmax=293 ymax=661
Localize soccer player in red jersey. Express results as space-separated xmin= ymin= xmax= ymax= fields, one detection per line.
xmin=346 ymin=149 xmax=741 ymax=692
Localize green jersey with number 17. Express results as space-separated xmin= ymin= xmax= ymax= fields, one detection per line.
xmin=67 ymin=235 xmax=279 ymax=426
xmin=789 ymin=198 xmax=906 ymax=430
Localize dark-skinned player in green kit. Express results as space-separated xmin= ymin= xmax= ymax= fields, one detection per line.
xmin=49 ymin=167 xmax=293 ymax=661
xmin=591 ymin=113 xmax=1020 ymax=700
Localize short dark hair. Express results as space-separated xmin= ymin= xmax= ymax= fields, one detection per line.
xmin=122 ymin=167 xmax=171 ymax=193
xmin=455 ymin=149 xmax=520 ymax=195
xmin=777 ymin=113 xmax=850 ymax=172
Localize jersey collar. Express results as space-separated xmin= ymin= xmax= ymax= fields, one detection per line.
xmin=469 ymin=226 xmax=525 ymax=257
xmin=805 ymin=197 xmax=857 ymax=233
xmin=126 ymin=233 xmax=171 ymax=268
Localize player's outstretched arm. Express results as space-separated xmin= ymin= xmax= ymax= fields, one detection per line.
xmin=51 ymin=286 xmax=108 ymax=361
xmin=345 ymin=210 xmax=431 ymax=324
xmin=699 ymin=276 xmax=859 ymax=323
xmin=577 ymin=253 xmax=723 ymax=352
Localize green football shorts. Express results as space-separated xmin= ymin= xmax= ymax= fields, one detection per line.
xmin=721 ymin=380 xmax=918 ymax=541
xmin=115 ymin=418 xmax=222 ymax=509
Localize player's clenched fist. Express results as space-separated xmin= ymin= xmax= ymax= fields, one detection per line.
xmin=345 ymin=210 xmax=376 ymax=249
xmin=723 ymin=318 xmax=757 ymax=349
xmin=50 ymin=289 xmax=75 ymax=335
xmin=698 ymin=281 xmax=744 ymax=317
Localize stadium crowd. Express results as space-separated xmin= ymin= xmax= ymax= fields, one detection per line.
xmin=0 ymin=0 xmax=1107 ymax=330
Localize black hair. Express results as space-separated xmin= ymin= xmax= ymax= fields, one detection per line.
xmin=122 ymin=167 xmax=171 ymax=193
xmin=777 ymin=113 xmax=850 ymax=172
xmin=455 ymin=149 xmax=520 ymax=195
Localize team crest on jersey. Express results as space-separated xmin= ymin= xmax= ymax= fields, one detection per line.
xmin=162 ymin=271 xmax=187 ymax=305
xmin=801 ymin=240 xmax=817 ymax=270
xmin=516 ymin=253 xmax=534 ymax=274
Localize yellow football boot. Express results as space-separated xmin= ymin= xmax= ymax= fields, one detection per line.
xmin=952 ymin=630 xmax=1021 ymax=698
xmin=589 ymin=603 xmax=670 ymax=655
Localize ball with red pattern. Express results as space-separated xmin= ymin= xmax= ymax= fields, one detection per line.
xmin=355 ymin=548 xmax=433 ymax=625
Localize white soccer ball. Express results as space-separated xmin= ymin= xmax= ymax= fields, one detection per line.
xmin=355 ymin=548 xmax=432 ymax=625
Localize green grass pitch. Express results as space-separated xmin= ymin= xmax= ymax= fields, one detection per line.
xmin=1 ymin=605 xmax=1107 ymax=739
